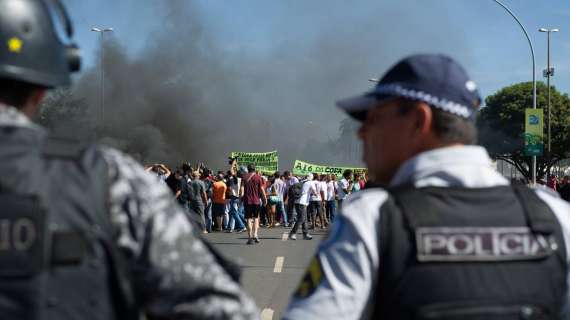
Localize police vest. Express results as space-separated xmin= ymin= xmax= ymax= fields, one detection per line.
xmin=372 ymin=185 xmax=567 ymax=320
xmin=0 ymin=126 xmax=135 ymax=320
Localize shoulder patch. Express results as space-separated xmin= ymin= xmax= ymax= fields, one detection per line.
xmin=294 ymin=256 xmax=324 ymax=298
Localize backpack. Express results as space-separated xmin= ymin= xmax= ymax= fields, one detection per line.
xmin=289 ymin=181 xmax=304 ymax=201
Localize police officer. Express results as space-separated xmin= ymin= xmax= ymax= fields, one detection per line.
xmin=284 ymin=54 xmax=570 ymax=319
xmin=0 ymin=1 xmax=257 ymax=319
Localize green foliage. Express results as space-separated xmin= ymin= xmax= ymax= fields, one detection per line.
xmin=477 ymin=81 xmax=570 ymax=179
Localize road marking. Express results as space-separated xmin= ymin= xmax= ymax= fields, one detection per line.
xmin=273 ymin=256 xmax=284 ymax=273
xmin=261 ymin=308 xmax=274 ymax=320
xmin=282 ymin=232 xmax=288 ymax=241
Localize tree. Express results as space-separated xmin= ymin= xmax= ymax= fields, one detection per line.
xmin=478 ymin=81 xmax=570 ymax=180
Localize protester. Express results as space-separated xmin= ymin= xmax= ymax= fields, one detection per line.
xmin=145 ymin=163 xmax=171 ymax=184
xmin=559 ymin=175 xmax=570 ymax=202
xmin=272 ymin=171 xmax=289 ymax=227
xmin=189 ymin=170 xmax=208 ymax=233
xmin=212 ymin=172 xmax=228 ymax=232
xmin=325 ymin=174 xmax=338 ymax=222
xmin=266 ymin=176 xmax=279 ymax=228
xmin=202 ymin=170 xmax=214 ymax=232
xmin=308 ymin=173 xmax=326 ymax=229
xmin=176 ymin=169 xmax=191 ymax=212
xmin=352 ymin=174 xmax=362 ymax=192
xmin=358 ymin=173 xmax=366 ymax=189
xmin=165 ymin=167 xmax=181 ymax=195
xmin=288 ymin=174 xmax=315 ymax=240
xmin=182 ymin=163 xmax=193 ymax=184
xmin=284 ymin=171 xmax=300 ymax=224
xmin=226 ymin=169 xmax=247 ymax=233
xmin=547 ymin=174 xmax=558 ymax=191
xmin=337 ymin=169 xmax=353 ymax=207
xmin=260 ymin=175 xmax=270 ymax=226
xmin=240 ymin=164 xmax=267 ymax=244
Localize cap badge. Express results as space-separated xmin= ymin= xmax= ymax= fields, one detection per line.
xmin=7 ymin=37 xmax=23 ymax=53
xmin=465 ymin=80 xmax=477 ymax=92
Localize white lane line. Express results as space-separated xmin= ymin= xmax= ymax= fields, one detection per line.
xmin=273 ymin=256 xmax=284 ymax=273
xmin=261 ymin=308 xmax=274 ymax=320
xmin=282 ymin=232 xmax=288 ymax=241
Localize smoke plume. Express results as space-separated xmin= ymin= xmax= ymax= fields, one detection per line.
xmin=50 ymin=0 xmax=472 ymax=170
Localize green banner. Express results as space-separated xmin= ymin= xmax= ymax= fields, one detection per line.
xmin=524 ymin=109 xmax=544 ymax=156
xmin=292 ymin=160 xmax=367 ymax=178
xmin=230 ymin=151 xmax=278 ymax=174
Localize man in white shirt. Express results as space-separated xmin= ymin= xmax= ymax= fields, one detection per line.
xmin=336 ymin=169 xmax=353 ymax=208
xmin=288 ymin=174 xmax=315 ymax=240
xmin=308 ymin=173 xmax=324 ymax=229
xmin=326 ymin=175 xmax=338 ymax=222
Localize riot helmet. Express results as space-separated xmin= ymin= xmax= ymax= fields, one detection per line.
xmin=0 ymin=0 xmax=81 ymax=88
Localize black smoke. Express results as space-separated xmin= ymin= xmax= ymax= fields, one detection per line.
xmin=47 ymin=0 xmax=472 ymax=170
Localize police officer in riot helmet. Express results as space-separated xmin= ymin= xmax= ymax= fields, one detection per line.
xmin=0 ymin=1 xmax=257 ymax=319
xmin=284 ymin=54 xmax=570 ymax=320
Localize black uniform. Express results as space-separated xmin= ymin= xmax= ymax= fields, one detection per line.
xmin=374 ymin=185 xmax=566 ymax=319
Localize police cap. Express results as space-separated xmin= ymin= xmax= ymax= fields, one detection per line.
xmin=337 ymin=54 xmax=481 ymax=122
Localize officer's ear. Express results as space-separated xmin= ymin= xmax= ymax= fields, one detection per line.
xmin=22 ymin=89 xmax=47 ymax=118
xmin=411 ymin=101 xmax=433 ymax=137
xmin=30 ymin=89 xmax=47 ymax=106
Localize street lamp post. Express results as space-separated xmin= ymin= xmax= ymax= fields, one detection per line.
xmin=492 ymin=0 xmax=537 ymax=185
xmin=538 ymin=28 xmax=558 ymax=163
xmin=91 ymin=27 xmax=113 ymax=132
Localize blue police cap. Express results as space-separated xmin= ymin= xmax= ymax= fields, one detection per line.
xmin=337 ymin=54 xmax=482 ymax=122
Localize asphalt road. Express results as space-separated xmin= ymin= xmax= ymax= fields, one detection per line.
xmin=207 ymin=226 xmax=327 ymax=320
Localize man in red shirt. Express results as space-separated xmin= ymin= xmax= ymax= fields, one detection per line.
xmin=240 ymin=164 xmax=267 ymax=244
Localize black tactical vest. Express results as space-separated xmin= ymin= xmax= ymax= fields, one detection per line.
xmin=0 ymin=125 xmax=135 ymax=320
xmin=373 ymin=185 xmax=567 ymax=320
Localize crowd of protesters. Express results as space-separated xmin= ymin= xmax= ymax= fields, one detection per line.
xmin=144 ymin=162 xmax=367 ymax=244
xmin=147 ymin=160 xmax=570 ymax=243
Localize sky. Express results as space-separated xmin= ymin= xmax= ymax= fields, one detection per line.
xmin=53 ymin=0 xmax=570 ymax=167
xmin=64 ymin=0 xmax=570 ymax=100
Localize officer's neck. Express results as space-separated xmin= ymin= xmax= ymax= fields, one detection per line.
xmin=0 ymin=89 xmax=47 ymax=119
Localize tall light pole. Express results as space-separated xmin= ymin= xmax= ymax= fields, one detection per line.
xmin=538 ymin=28 xmax=558 ymax=163
xmin=492 ymin=0 xmax=537 ymax=185
xmin=91 ymin=27 xmax=113 ymax=132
